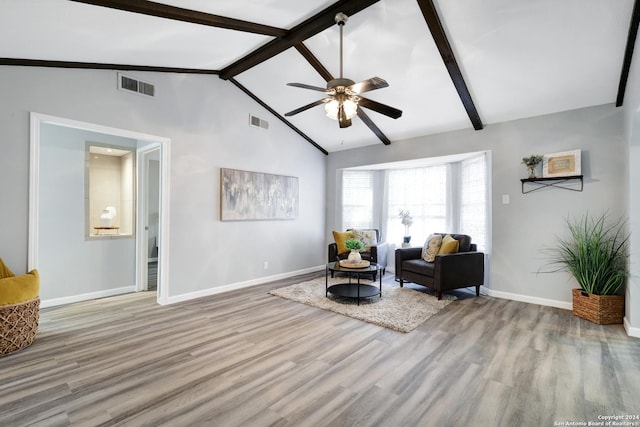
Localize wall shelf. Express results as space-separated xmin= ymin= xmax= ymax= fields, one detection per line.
xmin=520 ymin=175 xmax=583 ymax=194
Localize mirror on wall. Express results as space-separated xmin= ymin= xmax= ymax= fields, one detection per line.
xmin=86 ymin=143 xmax=136 ymax=238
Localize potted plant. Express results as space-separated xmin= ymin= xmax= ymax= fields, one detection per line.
xmin=544 ymin=212 xmax=629 ymax=324
xmin=345 ymin=238 xmax=364 ymax=264
xmin=522 ymin=154 xmax=543 ymax=179
xmin=399 ymin=209 xmax=413 ymax=246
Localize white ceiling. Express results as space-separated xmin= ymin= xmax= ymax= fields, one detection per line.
xmin=0 ymin=0 xmax=634 ymax=153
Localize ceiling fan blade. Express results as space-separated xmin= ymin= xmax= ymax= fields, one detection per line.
xmin=338 ymin=104 xmax=352 ymax=128
xmin=358 ymin=97 xmax=403 ymax=119
xmin=284 ymin=98 xmax=330 ymax=117
xmin=286 ymin=82 xmax=331 ymax=93
xmin=348 ymin=77 xmax=389 ymax=94
xmin=338 ymin=116 xmax=352 ymax=128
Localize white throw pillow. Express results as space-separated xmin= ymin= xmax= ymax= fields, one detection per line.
xmin=353 ymin=229 xmax=377 ymax=251
xmin=422 ymin=234 xmax=443 ymax=262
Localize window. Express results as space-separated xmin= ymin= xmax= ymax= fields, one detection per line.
xmin=86 ymin=144 xmax=136 ymax=237
xmin=341 ymin=170 xmax=374 ymax=229
xmin=386 ymin=165 xmax=449 ymax=243
xmin=340 ymin=152 xmax=490 ymax=252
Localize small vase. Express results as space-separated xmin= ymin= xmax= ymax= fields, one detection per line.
xmin=348 ymin=250 xmax=362 ymax=264
xmin=528 ymin=165 xmax=537 ymax=179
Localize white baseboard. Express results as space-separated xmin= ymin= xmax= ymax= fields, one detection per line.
xmin=165 ymin=265 xmax=325 ymax=305
xmin=485 ymin=287 xmax=573 ymax=310
xmin=624 ymin=317 xmax=640 ymax=338
xmin=41 ymin=286 xmax=136 ymax=308
xmin=487 ymin=288 xmax=640 ymax=339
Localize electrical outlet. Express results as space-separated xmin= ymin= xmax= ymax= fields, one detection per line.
xmin=263 ymin=261 xmax=269 ymax=269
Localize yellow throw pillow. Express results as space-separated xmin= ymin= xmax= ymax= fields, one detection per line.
xmin=0 ymin=269 xmax=40 ymax=305
xmin=421 ymin=234 xmax=443 ymax=262
xmin=439 ymin=234 xmax=460 ymax=254
xmin=333 ymin=230 xmax=355 ymax=254
xmin=0 ymin=258 xmax=15 ymax=279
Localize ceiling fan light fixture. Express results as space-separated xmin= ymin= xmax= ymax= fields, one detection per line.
xmin=324 ymin=99 xmax=339 ymax=120
xmin=325 ymin=97 xmax=358 ymax=120
xmin=343 ymin=98 xmax=358 ymax=119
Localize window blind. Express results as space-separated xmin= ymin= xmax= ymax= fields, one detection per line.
xmin=341 ymin=170 xmax=374 ymax=229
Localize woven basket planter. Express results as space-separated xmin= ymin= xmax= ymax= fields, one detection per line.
xmin=572 ymin=289 xmax=624 ymax=325
xmin=0 ymin=297 xmax=40 ymax=356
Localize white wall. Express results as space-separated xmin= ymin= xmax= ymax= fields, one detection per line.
xmin=327 ymin=104 xmax=627 ymax=308
xmin=0 ymin=66 xmax=326 ymax=301
xmin=622 ymin=29 xmax=640 ymax=334
xmin=39 ymin=123 xmax=137 ymax=301
xmin=89 ymin=151 xmax=133 ymax=234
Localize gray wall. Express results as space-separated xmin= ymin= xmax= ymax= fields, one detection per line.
xmin=327 ymin=104 xmax=628 ymax=308
xmin=39 ymin=124 xmax=137 ymax=300
xmin=0 ymin=66 xmax=326 ymax=300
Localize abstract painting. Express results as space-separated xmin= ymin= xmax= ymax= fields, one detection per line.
xmin=220 ymin=168 xmax=299 ymax=220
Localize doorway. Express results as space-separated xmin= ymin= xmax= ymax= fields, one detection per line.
xmin=137 ymin=144 xmax=161 ymax=293
xmin=29 ymin=113 xmax=171 ymax=306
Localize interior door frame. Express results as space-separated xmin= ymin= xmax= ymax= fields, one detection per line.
xmin=136 ymin=143 xmax=161 ymax=293
xmin=29 ymin=112 xmax=171 ymax=305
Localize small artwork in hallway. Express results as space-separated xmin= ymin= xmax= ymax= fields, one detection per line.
xmin=220 ymin=168 xmax=299 ymax=221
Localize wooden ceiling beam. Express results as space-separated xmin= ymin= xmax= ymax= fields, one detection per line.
xmin=616 ymin=0 xmax=640 ymax=107
xmin=229 ymin=78 xmax=328 ymax=155
xmin=357 ymin=109 xmax=391 ymax=145
xmin=294 ymin=44 xmax=334 ymax=82
xmin=219 ymin=0 xmax=380 ymax=80
xmin=69 ymin=0 xmax=287 ymax=37
xmin=416 ymin=0 xmax=483 ymax=131
xmin=0 ymin=58 xmax=218 ymax=74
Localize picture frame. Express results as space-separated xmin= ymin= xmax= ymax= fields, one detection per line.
xmin=542 ymin=149 xmax=581 ymax=178
xmin=220 ymin=168 xmax=298 ymax=221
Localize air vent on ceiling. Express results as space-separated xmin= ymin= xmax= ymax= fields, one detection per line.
xmin=118 ymin=73 xmax=155 ymax=98
xmin=249 ymin=114 xmax=269 ymax=130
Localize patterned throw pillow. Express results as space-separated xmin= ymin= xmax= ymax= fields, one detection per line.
xmin=353 ymin=229 xmax=377 ymax=251
xmin=422 ymin=234 xmax=443 ymax=262
xmin=333 ymin=230 xmax=355 ymax=254
xmin=439 ymin=234 xmax=459 ymax=254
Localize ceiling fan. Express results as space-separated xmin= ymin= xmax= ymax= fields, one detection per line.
xmin=284 ymin=12 xmax=402 ymax=129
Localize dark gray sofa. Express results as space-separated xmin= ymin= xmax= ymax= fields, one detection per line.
xmin=395 ymin=233 xmax=484 ymax=300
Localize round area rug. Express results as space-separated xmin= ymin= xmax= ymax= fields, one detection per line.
xmin=269 ymin=277 xmax=455 ymax=333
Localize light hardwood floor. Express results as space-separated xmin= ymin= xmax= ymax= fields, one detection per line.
xmin=1 ymin=273 xmax=639 ymax=427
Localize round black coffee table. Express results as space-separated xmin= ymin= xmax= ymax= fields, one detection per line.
xmin=325 ymin=262 xmax=382 ymax=305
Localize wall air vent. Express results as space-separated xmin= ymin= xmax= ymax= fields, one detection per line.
xmin=118 ymin=73 xmax=155 ymax=98
xmin=249 ymin=114 xmax=269 ymax=130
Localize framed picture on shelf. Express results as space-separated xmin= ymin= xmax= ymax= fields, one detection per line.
xmin=542 ymin=149 xmax=581 ymax=178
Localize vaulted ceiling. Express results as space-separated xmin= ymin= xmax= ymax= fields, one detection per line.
xmin=1 ymin=0 xmax=638 ymax=154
